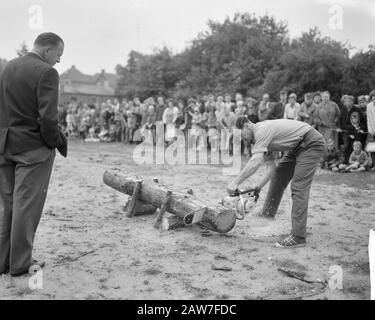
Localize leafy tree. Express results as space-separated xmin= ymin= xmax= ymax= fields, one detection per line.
xmin=17 ymin=42 xmax=29 ymax=57
xmin=261 ymin=28 xmax=350 ymax=101
xmin=342 ymin=45 xmax=375 ymax=97
xmin=115 ymin=13 xmax=373 ymax=103
xmin=177 ymin=13 xmax=289 ymax=97
xmin=116 ymin=47 xmax=190 ymax=99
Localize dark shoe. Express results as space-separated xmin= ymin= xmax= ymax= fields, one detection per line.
xmin=275 ymin=235 xmax=306 ymax=248
xmin=0 ymin=268 xmax=10 ymax=275
xmin=11 ymin=259 xmax=45 ymax=277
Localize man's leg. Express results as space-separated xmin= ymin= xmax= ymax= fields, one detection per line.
xmin=261 ymin=151 xmax=296 ymax=217
xmin=10 ymin=147 xmax=55 ymax=275
xmin=370 ymin=135 xmax=375 ymax=170
xmin=342 ymin=133 xmax=351 ymax=163
xmin=0 ymin=156 xmax=15 ymax=273
xmin=290 ymin=142 xmax=324 ymax=238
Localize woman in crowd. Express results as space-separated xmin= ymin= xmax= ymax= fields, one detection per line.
xmin=338 ymin=95 xmax=361 ymax=161
xmin=315 ymin=91 xmax=341 ymax=148
xmin=163 ymin=98 xmax=179 ymax=145
xmin=367 ymin=91 xmax=375 ymax=171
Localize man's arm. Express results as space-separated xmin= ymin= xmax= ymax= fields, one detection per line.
xmin=226 ymin=153 xmax=265 ymax=193
xmin=37 ymin=67 xmax=64 ymax=149
xmin=256 ymin=158 xmax=277 ymax=189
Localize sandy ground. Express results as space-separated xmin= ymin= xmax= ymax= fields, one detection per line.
xmin=0 ymin=140 xmax=374 ymax=300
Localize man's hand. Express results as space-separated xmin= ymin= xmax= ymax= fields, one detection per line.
xmin=226 ymin=183 xmax=239 ymax=196
xmin=242 ymin=184 xmax=261 ymax=201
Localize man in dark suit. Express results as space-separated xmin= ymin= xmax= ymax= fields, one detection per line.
xmin=0 ymin=32 xmax=67 ymax=277
xmin=267 ymin=90 xmax=288 ymax=120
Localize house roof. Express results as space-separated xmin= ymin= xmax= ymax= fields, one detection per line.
xmin=59 ymin=66 xmax=122 ymax=96
xmin=61 ymin=83 xmax=115 ymax=96
xmin=60 ymin=65 xmax=96 ymax=84
xmin=93 ymin=72 xmax=122 ymax=89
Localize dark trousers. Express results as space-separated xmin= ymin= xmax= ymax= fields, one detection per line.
xmin=369 ymin=135 xmax=375 ymax=169
xmin=261 ymin=129 xmax=325 ymax=238
xmin=341 ymin=132 xmax=352 ymax=163
xmin=0 ymin=146 xmax=55 ymax=274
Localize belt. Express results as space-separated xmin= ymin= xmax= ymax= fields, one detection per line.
xmin=295 ymin=128 xmax=322 ymax=151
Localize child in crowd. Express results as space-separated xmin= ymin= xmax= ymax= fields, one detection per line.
xmin=113 ymin=111 xmax=126 ymax=142
xmin=78 ymin=111 xmax=91 ymax=141
xmin=125 ymin=113 xmax=138 ymax=144
xmin=66 ymin=110 xmax=75 ymax=137
xmin=203 ymin=104 xmax=218 ymax=152
xmin=340 ymin=141 xmax=371 ymax=172
xmin=189 ymin=106 xmax=204 ymax=150
xmin=324 ymin=142 xmax=346 ymax=172
xmin=163 ymin=99 xmax=179 ymax=145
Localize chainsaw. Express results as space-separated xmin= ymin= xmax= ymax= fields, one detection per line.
xmin=229 ymin=187 xmax=260 ymax=220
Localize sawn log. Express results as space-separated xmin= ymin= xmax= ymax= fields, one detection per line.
xmin=103 ymin=171 xmax=236 ymax=233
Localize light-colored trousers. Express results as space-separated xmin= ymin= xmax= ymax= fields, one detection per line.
xmin=261 ymin=129 xmax=325 ymax=238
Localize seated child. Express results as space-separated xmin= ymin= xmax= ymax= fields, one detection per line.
xmin=326 ymin=144 xmax=346 ymax=172
xmin=84 ymin=127 xmax=100 ymax=143
xmin=340 ymin=141 xmax=370 ymax=172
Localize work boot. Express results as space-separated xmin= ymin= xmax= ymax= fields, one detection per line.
xmin=275 ymin=235 xmax=306 ymax=248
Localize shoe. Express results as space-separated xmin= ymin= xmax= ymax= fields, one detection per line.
xmin=11 ymin=259 xmax=45 ymax=277
xmin=275 ymin=235 xmax=306 ymax=248
xmin=0 ymin=268 xmax=10 ymax=275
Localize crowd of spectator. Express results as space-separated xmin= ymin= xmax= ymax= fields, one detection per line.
xmin=58 ymin=89 xmax=375 ymax=172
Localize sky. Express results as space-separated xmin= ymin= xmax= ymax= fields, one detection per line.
xmin=1 ymin=0 xmax=375 ymax=75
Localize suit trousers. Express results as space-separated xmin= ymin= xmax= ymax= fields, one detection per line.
xmin=0 ymin=146 xmax=55 ymax=274
xmin=260 ymin=128 xmax=325 ymax=238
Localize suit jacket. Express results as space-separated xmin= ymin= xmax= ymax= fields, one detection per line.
xmin=267 ymin=101 xmax=285 ymax=120
xmin=0 ymin=52 xmax=67 ymax=156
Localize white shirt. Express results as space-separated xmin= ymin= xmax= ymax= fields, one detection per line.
xmin=367 ymin=101 xmax=375 ymax=135
xmin=283 ymin=103 xmax=301 ymax=120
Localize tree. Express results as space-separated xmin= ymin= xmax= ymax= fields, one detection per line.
xmin=16 ymin=42 xmax=29 ymax=57
xmin=115 ymin=13 xmax=289 ymax=99
xmin=115 ymin=13 xmax=367 ymax=103
xmin=342 ymin=45 xmax=375 ymax=97
xmin=261 ymin=28 xmax=350 ymax=101
xmin=116 ymin=47 xmax=190 ymax=99
xmin=176 ymin=13 xmax=289 ymax=97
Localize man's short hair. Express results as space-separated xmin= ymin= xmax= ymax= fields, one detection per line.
xmin=369 ymin=90 xmax=375 ymax=99
xmin=34 ymin=32 xmax=64 ymax=47
xmin=313 ymin=91 xmax=321 ymax=98
xmin=346 ymin=95 xmax=354 ymax=102
xmin=280 ymin=90 xmax=288 ymax=95
xmin=304 ymin=93 xmax=313 ymax=100
xmin=235 ymin=115 xmax=250 ymax=130
xmin=358 ymin=95 xmax=366 ymax=102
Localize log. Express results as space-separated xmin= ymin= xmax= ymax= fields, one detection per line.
xmin=103 ymin=171 xmax=236 ymax=233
